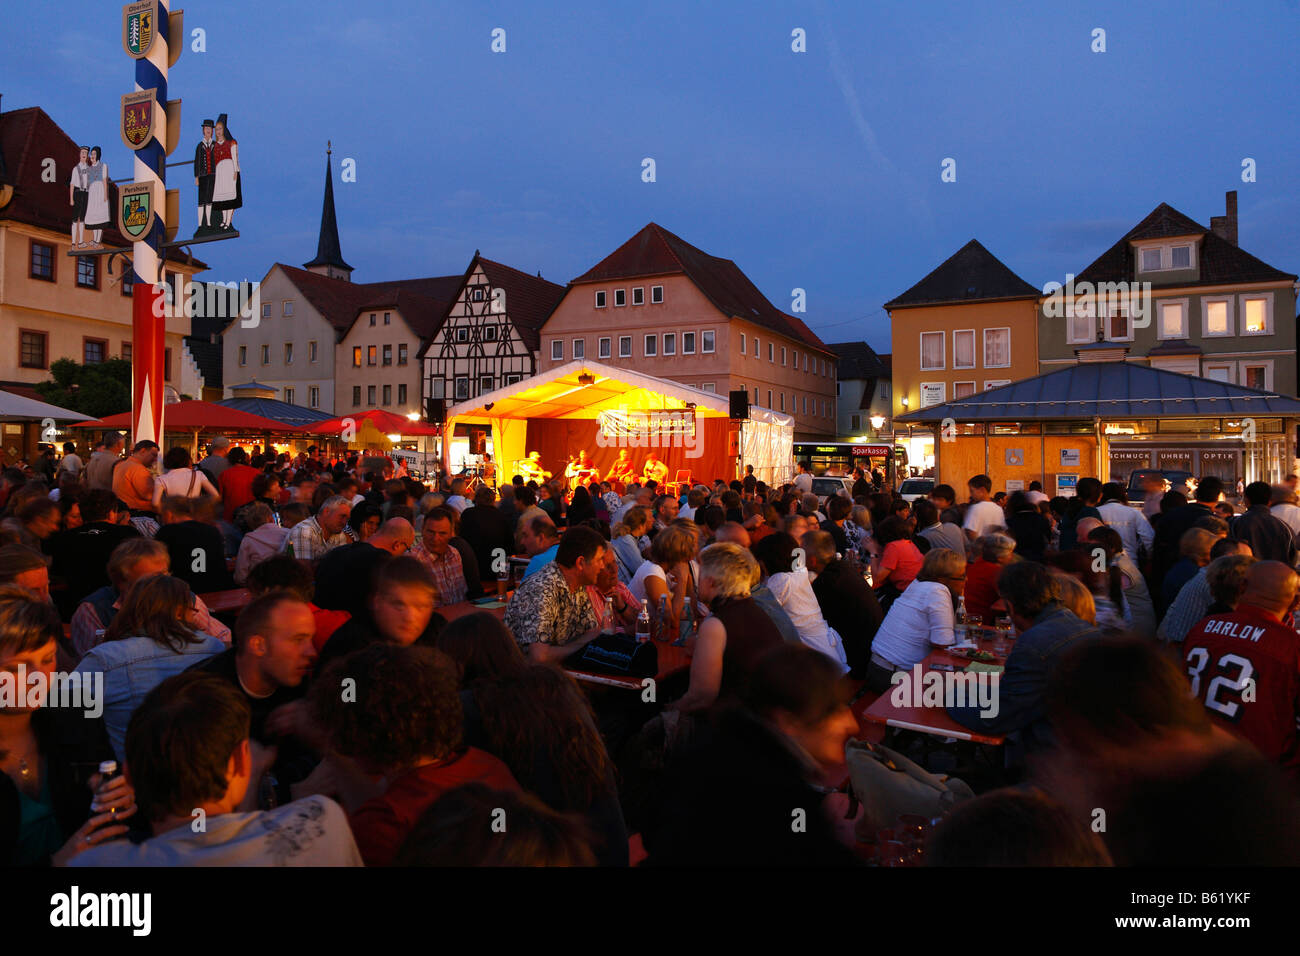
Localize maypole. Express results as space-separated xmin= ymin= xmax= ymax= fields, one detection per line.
xmin=128 ymin=0 xmax=171 ymax=445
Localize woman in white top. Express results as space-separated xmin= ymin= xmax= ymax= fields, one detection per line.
xmin=84 ymin=146 xmax=110 ymax=244
xmin=751 ymin=531 xmax=847 ymax=672
xmin=628 ymin=523 xmax=699 ymax=635
xmin=151 ymin=446 xmax=219 ymax=509
xmin=865 ymin=548 xmax=966 ymax=695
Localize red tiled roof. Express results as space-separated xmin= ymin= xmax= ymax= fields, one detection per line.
xmin=572 ymin=222 xmax=832 ymax=354
xmin=477 ymin=256 xmax=567 ymax=353
xmin=273 ymin=264 xmax=462 ymax=341
xmin=0 ymin=106 xmax=205 ymax=268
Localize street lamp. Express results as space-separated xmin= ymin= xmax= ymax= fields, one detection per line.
xmin=870 ymin=415 xmax=885 ymax=430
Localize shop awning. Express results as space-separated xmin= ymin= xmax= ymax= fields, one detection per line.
xmin=0 ymin=389 xmax=95 ymax=424
xmin=898 ymin=362 xmax=1300 ymax=423
xmin=71 ymin=400 xmax=308 ymax=432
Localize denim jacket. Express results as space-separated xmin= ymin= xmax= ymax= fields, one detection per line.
xmin=72 ymin=633 xmax=226 ymax=762
xmin=947 ymin=605 xmax=1099 ymax=754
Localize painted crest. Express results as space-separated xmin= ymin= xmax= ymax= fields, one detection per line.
xmin=121 ymin=89 xmax=157 ymax=150
xmin=119 ymin=182 xmax=156 ymax=240
xmin=122 ymin=1 xmax=158 ymax=59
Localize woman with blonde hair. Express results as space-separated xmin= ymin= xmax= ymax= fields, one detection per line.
xmin=1050 ymin=572 xmax=1097 ymax=625
xmin=865 ymin=548 xmax=967 ymax=694
xmin=670 ymin=543 xmax=783 ymax=713
xmin=72 ymin=574 xmax=224 ymax=761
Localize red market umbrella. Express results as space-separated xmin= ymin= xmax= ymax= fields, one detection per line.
xmin=70 ymin=400 xmax=308 ymax=433
xmin=303 ymin=408 xmax=441 ymax=437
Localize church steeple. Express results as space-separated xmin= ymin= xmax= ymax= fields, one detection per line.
xmin=303 ymin=141 xmax=353 ymax=281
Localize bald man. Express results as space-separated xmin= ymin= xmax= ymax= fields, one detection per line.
xmin=713 ymin=521 xmax=752 ymax=549
xmin=313 ymin=518 xmax=415 ymax=616
xmin=1182 ymin=561 xmax=1300 ymax=780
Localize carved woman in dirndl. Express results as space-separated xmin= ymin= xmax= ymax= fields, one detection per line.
xmin=211 ymin=114 xmax=241 ymax=231
xmin=84 ymin=146 xmax=111 ymax=246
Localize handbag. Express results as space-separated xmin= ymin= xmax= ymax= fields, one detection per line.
xmin=570 ymin=631 xmax=658 ymax=678
xmin=843 ymin=738 xmax=974 ymax=841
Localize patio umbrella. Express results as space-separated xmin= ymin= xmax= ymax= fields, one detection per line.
xmin=0 ymin=389 xmax=95 ymax=424
xmin=69 ymin=400 xmax=308 ymax=433
xmin=303 ymin=408 xmax=440 ymax=437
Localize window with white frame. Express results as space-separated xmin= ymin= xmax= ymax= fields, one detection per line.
xmin=454 ymin=377 xmax=469 ymax=400
xmin=1139 ymin=243 xmax=1197 ymax=272
xmin=1105 ymin=300 xmax=1132 ymax=341
xmin=768 ymin=342 xmax=774 ymax=362
xmin=573 ymin=339 xmax=584 ymax=359
xmin=1067 ymin=300 xmax=1094 ymax=344
xmin=651 ymin=285 xmax=663 ymax=303
xmin=1241 ymin=362 xmax=1271 ymax=390
xmin=953 ymin=330 xmax=975 ymax=369
xmin=238 ymin=345 xmax=247 ymax=366
xmin=614 ymin=289 xmax=626 ymax=307
xmin=619 ymin=336 xmax=632 ymax=358
xmin=262 ymin=303 xmax=272 ymax=319
xmin=367 ymin=385 xmax=377 ymax=405
xmin=644 ymin=334 xmax=656 ymax=356
xmin=701 ymin=331 xmax=715 ymax=353
xmin=309 ymin=387 xmax=319 ymax=408
xmin=595 ymin=290 xmax=607 ymax=308
xmin=803 ymin=353 xmax=808 ymax=372
xmin=551 ymin=340 xmax=563 ymax=361
xmin=1203 ymin=363 xmax=1234 ymax=383
xmin=1158 ymin=301 xmax=1188 ymax=338
xmin=1202 ymin=298 xmax=1233 ymax=337
xmin=701 ymin=383 xmax=715 ymax=393
xmin=309 ymin=341 xmax=318 ymax=363
xmin=779 ymin=393 xmax=785 ymax=411
xmin=683 ymin=332 xmax=696 ymax=354
xmin=260 ymin=344 xmax=269 ymax=364
xmin=456 ymin=327 xmax=469 ymax=343
xmin=284 ymin=343 xmax=294 ymax=364
xmin=479 ymin=376 xmax=493 ymax=394
xmin=984 ymin=328 xmax=1010 ymax=368
xmin=663 ymin=333 xmax=676 ymax=355
xmin=781 ymin=346 xmax=787 ymax=366
xmin=283 ymin=301 xmax=294 ymax=316
xmin=753 ymin=337 xmax=759 ymax=357
xmin=284 ymin=387 xmax=295 ymax=405
xmin=920 ymin=331 xmax=945 ymax=371
xmin=1240 ymin=294 xmax=1272 ymax=335
xmin=598 ymin=337 xmax=611 ymax=359
xmin=740 ymin=333 xmax=746 ymax=354
xmin=431 ymin=378 xmax=445 ymax=399
xmin=954 ymin=382 xmax=976 ymax=399
xmin=632 ymin=287 xmax=644 ymax=305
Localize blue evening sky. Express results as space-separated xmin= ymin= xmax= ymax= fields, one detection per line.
xmin=6 ymin=0 xmax=1298 ymax=353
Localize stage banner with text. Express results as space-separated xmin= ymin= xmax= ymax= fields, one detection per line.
xmin=525 ymin=417 xmax=731 ymax=487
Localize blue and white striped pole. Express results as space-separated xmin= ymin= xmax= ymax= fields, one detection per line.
xmin=130 ymin=0 xmax=169 ymax=446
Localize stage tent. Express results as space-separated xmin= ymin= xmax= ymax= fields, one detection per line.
xmin=443 ymin=360 xmax=794 ymax=486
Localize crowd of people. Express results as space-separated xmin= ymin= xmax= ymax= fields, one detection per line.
xmin=1 ymin=439 xmax=1298 ymax=867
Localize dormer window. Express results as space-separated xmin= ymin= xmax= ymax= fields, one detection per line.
xmin=1139 ymin=242 xmax=1196 ymax=272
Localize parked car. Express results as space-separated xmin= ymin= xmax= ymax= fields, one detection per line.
xmin=898 ymin=478 xmax=935 ymax=502
xmin=810 ymin=476 xmax=853 ymax=504
xmin=1125 ymin=469 xmax=1195 ymax=505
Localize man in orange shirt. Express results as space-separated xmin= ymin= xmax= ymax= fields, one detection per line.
xmin=111 ymin=439 xmax=159 ymax=513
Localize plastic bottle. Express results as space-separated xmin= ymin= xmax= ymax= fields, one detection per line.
xmin=656 ymin=594 xmax=670 ymax=642
xmin=678 ymin=596 xmax=694 ymax=644
xmin=954 ymin=596 xmax=968 ymax=645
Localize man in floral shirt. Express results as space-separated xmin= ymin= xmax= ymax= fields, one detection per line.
xmin=504 ymin=526 xmax=607 ymax=662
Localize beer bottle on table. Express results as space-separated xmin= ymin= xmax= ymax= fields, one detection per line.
xmin=656 ymin=594 xmax=669 ymax=642
xmin=636 ymin=600 xmax=651 ymax=643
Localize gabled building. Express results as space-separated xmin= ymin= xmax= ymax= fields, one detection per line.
xmin=221 ymin=151 xmax=460 ymax=414
xmin=540 ymin=223 xmax=837 ymax=440
xmin=829 ymin=342 xmax=892 ymax=440
xmin=419 ymin=252 xmax=567 ymax=407
xmin=338 ymin=281 xmax=460 ymax=418
xmin=1038 ymin=192 xmax=1298 ymax=396
xmin=885 ymin=239 xmax=1040 ymax=471
xmin=0 ymin=101 xmax=204 ymax=402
